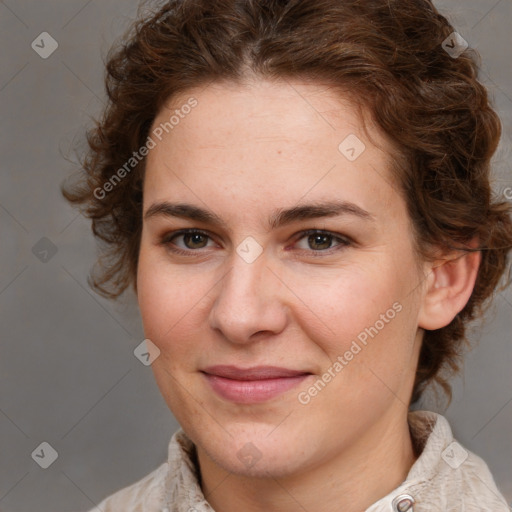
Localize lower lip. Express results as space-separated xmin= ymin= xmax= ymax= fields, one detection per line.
xmin=202 ymin=373 xmax=311 ymax=403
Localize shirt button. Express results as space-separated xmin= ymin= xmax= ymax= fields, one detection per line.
xmin=391 ymin=494 xmax=415 ymax=511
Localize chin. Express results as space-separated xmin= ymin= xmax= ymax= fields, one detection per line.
xmin=210 ymin=442 xmax=304 ymax=478
xmin=190 ymin=419 xmax=317 ymax=478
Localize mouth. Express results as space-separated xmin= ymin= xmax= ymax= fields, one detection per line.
xmin=201 ymin=365 xmax=313 ymax=403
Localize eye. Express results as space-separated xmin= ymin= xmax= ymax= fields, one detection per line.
xmin=293 ymin=229 xmax=351 ymax=253
xmin=159 ymin=228 xmax=352 ymax=257
xmin=160 ymin=229 xmax=217 ymax=253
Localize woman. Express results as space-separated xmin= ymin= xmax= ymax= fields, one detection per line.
xmin=63 ymin=0 xmax=512 ymax=510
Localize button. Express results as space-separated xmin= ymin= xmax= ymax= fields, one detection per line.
xmin=392 ymin=494 xmax=415 ymax=511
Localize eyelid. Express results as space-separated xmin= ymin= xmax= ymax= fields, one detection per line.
xmin=161 ymin=227 xmax=214 ymax=241
xmin=160 ymin=227 xmax=352 ymax=256
xmin=289 ymin=229 xmax=352 ymax=253
xmin=160 ymin=228 xmax=220 ymax=251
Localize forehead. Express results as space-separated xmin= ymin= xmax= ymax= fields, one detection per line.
xmin=152 ymin=79 xmax=370 ymax=150
xmin=144 ymin=79 xmax=402 ymax=224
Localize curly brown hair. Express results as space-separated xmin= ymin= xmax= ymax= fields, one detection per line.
xmin=62 ymin=0 xmax=512 ymax=404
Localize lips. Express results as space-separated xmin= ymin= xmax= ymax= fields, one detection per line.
xmin=202 ymin=365 xmax=310 ymax=380
xmin=201 ymin=365 xmax=312 ymax=403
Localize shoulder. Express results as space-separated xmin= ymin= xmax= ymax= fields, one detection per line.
xmin=367 ymin=411 xmax=509 ymax=511
xmin=402 ymin=411 xmax=509 ymax=511
xmin=89 ymin=462 xmax=169 ymax=512
xmin=87 ymin=428 xmax=211 ymax=512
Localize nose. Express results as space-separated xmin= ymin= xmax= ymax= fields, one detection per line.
xmin=208 ymin=250 xmax=289 ymax=344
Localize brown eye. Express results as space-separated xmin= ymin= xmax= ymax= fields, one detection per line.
xmin=294 ymin=230 xmax=351 ymax=253
xmin=161 ymin=229 xmax=216 ymax=253
xmin=181 ymin=232 xmax=209 ymax=249
xmin=307 ymin=233 xmax=334 ymax=250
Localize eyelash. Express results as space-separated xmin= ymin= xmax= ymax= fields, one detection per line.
xmin=159 ymin=228 xmax=352 ymax=257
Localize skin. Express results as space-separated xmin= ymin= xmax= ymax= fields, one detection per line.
xmin=136 ymin=79 xmax=480 ymax=512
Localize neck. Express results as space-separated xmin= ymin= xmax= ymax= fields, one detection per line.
xmin=197 ymin=410 xmax=417 ymax=512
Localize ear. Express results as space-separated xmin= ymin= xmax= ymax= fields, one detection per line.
xmin=418 ymin=243 xmax=481 ymax=331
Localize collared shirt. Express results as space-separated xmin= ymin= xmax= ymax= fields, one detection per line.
xmin=90 ymin=411 xmax=509 ymax=511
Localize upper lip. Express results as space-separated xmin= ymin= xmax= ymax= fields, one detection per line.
xmin=201 ymin=365 xmax=311 ymax=380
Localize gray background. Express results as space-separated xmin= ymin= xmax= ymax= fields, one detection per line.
xmin=0 ymin=1 xmax=511 ymax=511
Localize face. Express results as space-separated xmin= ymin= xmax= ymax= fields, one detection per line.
xmin=137 ymin=79 xmax=427 ymax=478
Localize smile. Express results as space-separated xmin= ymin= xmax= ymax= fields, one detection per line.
xmin=201 ymin=365 xmax=312 ymax=403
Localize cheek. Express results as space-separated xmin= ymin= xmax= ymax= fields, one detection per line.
xmin=136 ymin=246 xmax=211 ymax=346
xmin=136 ymin=251 xmax=213 ymax=406
xmin=287 ymin=260 xmax=404 ymax=347
xmin=290 ymin=256 xmax=420 ymax=393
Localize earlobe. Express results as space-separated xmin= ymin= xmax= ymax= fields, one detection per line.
xmin=418 ymin=246 xmax=481 ymax=331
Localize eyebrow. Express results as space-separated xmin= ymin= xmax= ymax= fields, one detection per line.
xmin=143 ymin=200 xmax=374 ymax=230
